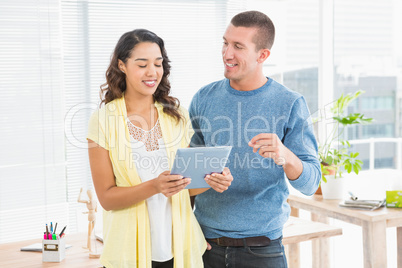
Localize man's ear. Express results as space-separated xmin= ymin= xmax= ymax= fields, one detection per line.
xmin=257 ymin=49 xmax=271 ymax=63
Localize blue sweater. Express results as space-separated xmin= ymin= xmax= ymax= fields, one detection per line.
xmin=189 ymin=78 xmax=321 ymax=240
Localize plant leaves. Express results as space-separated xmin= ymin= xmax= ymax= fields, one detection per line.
xmin=319 ymin=90 xmax=372 ymax=178
xmin=353 ymin=165 xmax=360 ymax=174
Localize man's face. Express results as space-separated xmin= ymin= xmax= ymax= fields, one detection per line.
xmin=222 ymin=24 xmax=261 ymax=86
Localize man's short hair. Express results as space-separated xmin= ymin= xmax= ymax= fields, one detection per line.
xmin=230 ymin=11 xmax=275 ymax=51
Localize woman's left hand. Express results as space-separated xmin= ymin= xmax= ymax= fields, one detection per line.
xmin=205 ymin=167 xmax=233 ymax=193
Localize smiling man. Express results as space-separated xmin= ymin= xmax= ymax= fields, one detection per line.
xmin=189 ymin=11 xmax=321 ymax=268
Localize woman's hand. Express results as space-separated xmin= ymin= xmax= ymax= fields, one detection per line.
xmin=153 ymin=171 xmax=191 ymax=197
xmin=205 ymin=167 xmax=233 ymax=193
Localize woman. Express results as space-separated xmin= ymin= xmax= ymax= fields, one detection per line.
xmin=87 ymin=29 xmax=232 ymax=268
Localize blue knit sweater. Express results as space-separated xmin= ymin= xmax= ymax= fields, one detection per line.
xmin=189 ymin=78 xmax=321 ymax=240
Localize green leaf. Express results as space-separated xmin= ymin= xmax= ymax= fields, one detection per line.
xmin=350 ymin=152 xmax=359 ymax=158
xmin=353 ymin=165 xmax=360 ymax=174
xmin=331 ymin=90 xmax=363 ymax=115
xmin=346 ymin=163 xmax=352 ymax=173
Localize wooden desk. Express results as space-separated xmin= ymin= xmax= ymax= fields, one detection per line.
xmin=0 ymin=217 xmax=341 ymax=268
xmin=0 ymin=233 xmax=103 ymax=268
xmin=288 ymin=194 xmax=402 ymax=268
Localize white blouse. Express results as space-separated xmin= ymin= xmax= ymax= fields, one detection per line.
xmin=127 ymin=118 xmax=173 ymax=262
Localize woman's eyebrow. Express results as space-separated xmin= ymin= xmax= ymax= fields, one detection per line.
xmin=134 ymin=57 xmax=163 ymax=61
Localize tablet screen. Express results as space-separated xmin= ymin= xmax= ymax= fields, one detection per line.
xmin=170 ymin=146 xmax=232 ymax=189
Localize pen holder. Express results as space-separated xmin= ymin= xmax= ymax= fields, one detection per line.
xmin=42 ymin=237 xmax=65 ymax=262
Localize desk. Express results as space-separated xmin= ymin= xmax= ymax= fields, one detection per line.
xmin=0 ymin=220 xmax=340 ymax=268
xmin=0 ymin=233 xmax=103 ymax=268
xmin=288 ymin=194 xmax=402 ymax=268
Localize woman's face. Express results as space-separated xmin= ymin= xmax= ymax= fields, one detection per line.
xmin=119 ymin=42 xmax=164 ymax=98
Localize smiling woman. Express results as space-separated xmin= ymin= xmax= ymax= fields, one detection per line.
xmin=100 ymin=30 xmax=182 ymax=125
xmin=87 ymin=29 xmax=206 ymax=268
xmin=86 ymin=28 xmax=234 ymax=268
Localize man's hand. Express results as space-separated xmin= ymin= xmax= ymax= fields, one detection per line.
xmin=205 ymin=167 xmax=233 ymax=193
xmin=248 ymin=133 xmax=287 ymax=166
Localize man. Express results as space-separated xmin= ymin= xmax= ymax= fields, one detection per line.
xmin=189 ymin=11 xmax=321 ymax=268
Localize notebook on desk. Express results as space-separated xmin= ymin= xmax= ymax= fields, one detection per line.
xmin=20 ymin=243 xmax=72 ymax=252
xmin=339 ymin=199 xmax=386 ymax=210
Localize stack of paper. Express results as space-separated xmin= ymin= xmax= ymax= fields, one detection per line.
xmin=339 ymin=199 xmax=386 ymax=210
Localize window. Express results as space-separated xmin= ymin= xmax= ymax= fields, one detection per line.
xmin=333 ymin=0 xmax=400 ymax=175
xmin=0 ymin=0 xmax=67 ymax=243
xmin=249 ymin=0 xmax=320 ymax=113
xmin=361 ymin=96 xmax=395 ymax=110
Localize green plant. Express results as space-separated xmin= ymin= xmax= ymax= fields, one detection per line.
xmin=319 ymin=90 xmax=373 ymax=182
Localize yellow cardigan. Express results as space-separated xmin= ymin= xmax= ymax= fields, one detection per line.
xmin=87 ymin=96 xmax=206 ymax=268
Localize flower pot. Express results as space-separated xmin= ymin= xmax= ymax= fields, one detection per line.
xmin=321 ymin=175 xmax=345 ymax=199
xmin=315 ymin=185 xmax=322 ymax=195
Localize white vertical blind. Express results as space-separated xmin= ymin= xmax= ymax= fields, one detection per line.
xmin=0 ymin=0 xmax=67 ymax=243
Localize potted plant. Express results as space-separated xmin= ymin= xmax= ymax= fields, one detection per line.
xmin=318 ymin=90 xmax=373 ymax=199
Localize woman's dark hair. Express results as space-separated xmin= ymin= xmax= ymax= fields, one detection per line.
xmin=100 ymin=29 xmax=182 ymax=122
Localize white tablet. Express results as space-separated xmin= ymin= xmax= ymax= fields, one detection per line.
xmin=170 ymin=146 xmax=232 ymax=189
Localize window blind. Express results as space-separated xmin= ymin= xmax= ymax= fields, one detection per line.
xmin=0 ymin=0 xmax=68 ymax=243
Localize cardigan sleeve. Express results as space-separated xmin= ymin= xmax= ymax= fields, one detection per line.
xmin=87 ymin=108 xmax=109 ymax=150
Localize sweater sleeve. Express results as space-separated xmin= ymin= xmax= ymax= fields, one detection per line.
xmin=179 ymin=106 xmax=195 ymax=148
xmin=188 ymin=92 xmax=206 ymax=147
xmin=283 ymin=97 xmax=321 ymax=196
